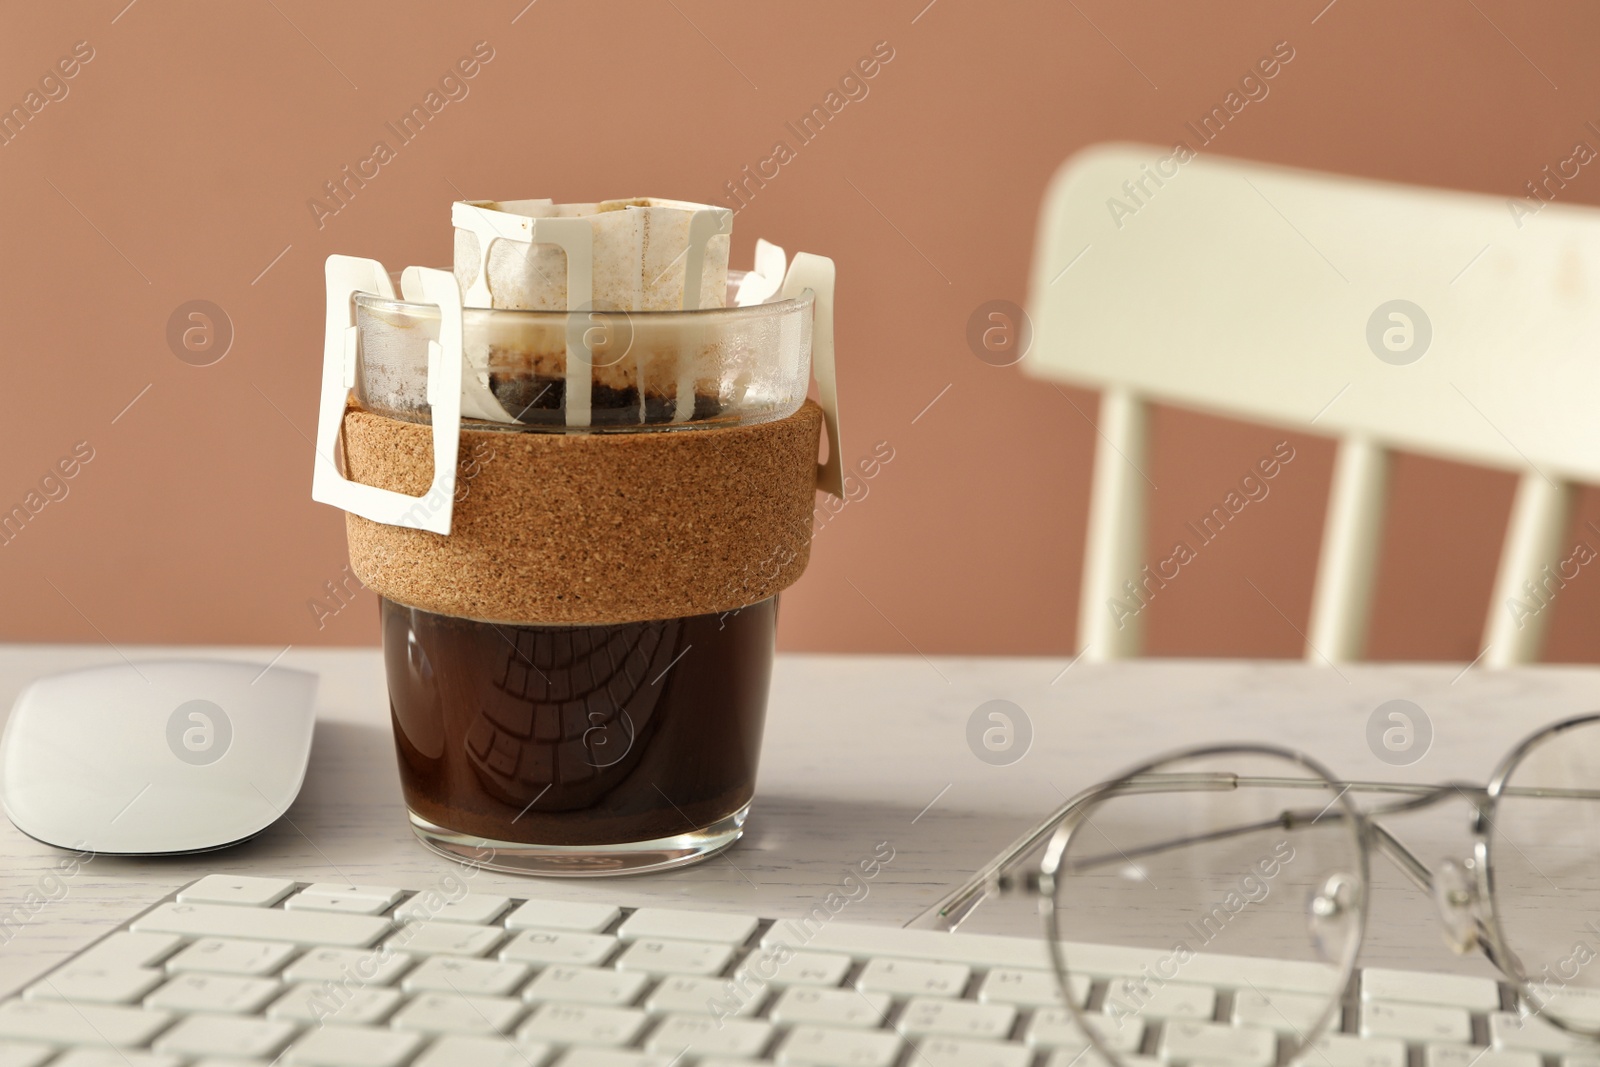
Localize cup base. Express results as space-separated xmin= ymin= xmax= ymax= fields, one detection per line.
xmin=406 ymin=804 xmax=749 ymax=877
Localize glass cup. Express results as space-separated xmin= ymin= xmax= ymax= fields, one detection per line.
xmin=353 ymin=274 xmax=813 ymax=875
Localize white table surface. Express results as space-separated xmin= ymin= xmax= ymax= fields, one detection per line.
xmin=0 ymin=645 xmax=1594 ymax=999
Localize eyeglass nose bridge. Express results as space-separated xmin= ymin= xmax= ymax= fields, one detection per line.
xmin=1432 ymin=857 xmax=1484 ymax=954
xmin=1306 ymin=870 xmax=1363 ymax=962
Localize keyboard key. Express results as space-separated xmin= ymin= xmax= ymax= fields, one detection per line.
xmin=287 ymin=885 xmax=404 ymax=916
xmin=268 ymin=984 xmax=402 ymax=1025
xmin=0 ymin=1042 xmax=51 ymax=1067
xmin=1291 ymin=1032 xmax=1407 ymax=1067
xmin=154 ymin=1013 xmax=298 ymax=1059
xmin=646 ymin=1014 xmax=772 ymax=1058
xmin=1102 ymin=977 xmax=1215 ymax=1021
xmin=522 ymin=965 xmax=649 ymax=1007
xmin=917 ymin=1036 xmax=1032 ymax=1067
xmin=403 ymin=956 xmax=528 ymax=996
xmin=308 ymin=883 xmax=406 ymax=903
xmin=552 ymin=1052 xmax=679 ymax=1067
xmin=414 ymin=1034 xmax=548 ymax=1067
xmin=134 ymin=902 xmax=389 ymax=948
xmin=777 ymin=1024 xmax=901 ymax=1067
xmin=48 ymin=1053 xmax=181 ymax=1067
xmin=1025 ymin=1008 xmax=1142 ymax=1052
xmin=390 ymin=992 xmax=523 ymax=1035
xmin=0 ymin=999 xmax=172 ymax=1046
xmin=26 ymin=966 xmax=165 ymax=1004
xmin=388 ymin=922 xmax=503 ymax=958
xmin=517 ymin=1003 xmax=647 ymax=1047
xmin=74 ymin=932 xmax=183 ymax=971
xmin=396 ymin=894 xmax=511 ymax=926
xmin=166 ymin=937 xmax=298 ymax=976
xmin=286 ymin=894 xmax=393 ymax=918
xmin=1491 ymin=1011 xmax=1595 ymax=1053
xmin=645 ymin=975 xmax=761 ymax=1016
xmin=617 ymin=908 xmax=758 ymax=945
xmin=978 ymin=967 xmax=1087 ymax=1007
xmin=769 ymin=987 xmax=890 ymax=1029
xmin=145 ymin=973 xmax=281 ymax=1014
xmin=1426 ymin=1046 xmax=1539 ymax=1067
xmin=613 ymin=937 xmax=732 ymax=976
xmin=735 ymin=947 xmax=851 ymax=989
xmin=1160 ymin=1019 xmax=1276 ymax=1067
xmin=1364 ymin=968 xmax=1501 ymax=1012
xmin=500 ymin=929 xmax=616 ymax=967
xmin=178 ymin=875 xmax=296 ymax=907
xmin=1537 ymin=986 xmax=1600 ymax=1027
xmin=898 ymin=997 xmax=1015 ymax=1038
xmin=285 ymin=946 xmax=413 ymax=986
xmin=1362 ymin=1000 xmax=1472 ymax=1043
xmin=1234 ymin=987 xmax=1334 ymax=1033
xmin=286 ymin=1024 xmax=423 ymax=1066
xmin=856 ymin=957 xmax=969 ymax=997
xmin=505 ymin=899 xmax=620 ymax=934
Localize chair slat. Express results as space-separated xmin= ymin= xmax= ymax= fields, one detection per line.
xmin=1483 ymin=474 xmax=1573 ymax=667
xmin=1079 ymin=389 xmax=1149 ymax=661
xmin=1307 ymin=436 xmax=1389 ymax=664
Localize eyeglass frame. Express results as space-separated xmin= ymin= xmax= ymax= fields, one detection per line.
xmin=910 ymin=711 xmax=1600 ymax=1060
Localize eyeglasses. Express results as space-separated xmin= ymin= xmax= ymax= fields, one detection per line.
xmin=913 ymin=712 xmax=1600 ymax=1064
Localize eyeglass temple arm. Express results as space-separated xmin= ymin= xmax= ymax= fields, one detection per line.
xmin=1366 ymin=819 xmax=1433 ymax=893
xmin=904 ymin=773 xmax=1241 ymax=931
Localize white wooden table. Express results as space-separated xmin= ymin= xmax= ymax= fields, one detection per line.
xmin=0 ymin=646 xmax=1594 ymax=998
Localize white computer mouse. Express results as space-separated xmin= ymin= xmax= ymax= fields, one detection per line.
xmin=0 ymin=659 xmax=318 ymax=855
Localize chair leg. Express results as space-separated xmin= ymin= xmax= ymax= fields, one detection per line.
xmin=1307 ymin=436 xmax=1389 ymax=664
xmin=1078 ymin=388 xmax=1149 ymax=661
xmin=1483 ymin=473 xmax=1572 ymax=667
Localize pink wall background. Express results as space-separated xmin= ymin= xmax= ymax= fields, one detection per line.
xmin=4 ymin=0 xmax=1600 ymax=661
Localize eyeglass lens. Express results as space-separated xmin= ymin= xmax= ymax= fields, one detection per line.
xmin=1488 ymin=717 xmax=1600 ymax=1033
xmin=1046 ymin=750 xmax=1364 ymax=1064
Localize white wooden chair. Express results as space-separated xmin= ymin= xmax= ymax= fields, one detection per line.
xmin=1023 ymin=144 xmax=1600 ymax=666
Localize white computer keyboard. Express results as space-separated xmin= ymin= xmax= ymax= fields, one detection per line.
xmin=0 ymin=874 xmax=1583 ymax=1067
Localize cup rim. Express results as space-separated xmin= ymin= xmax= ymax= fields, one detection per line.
xmin=355 ymin=270 xmax=813 ymax=322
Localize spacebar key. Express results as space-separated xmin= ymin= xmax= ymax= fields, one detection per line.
xmin=134 ymin=902 xmax=389 ymax=947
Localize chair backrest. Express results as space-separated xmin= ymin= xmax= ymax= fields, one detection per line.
xmin=1024 ymin=143 xmax=1600 ymax=665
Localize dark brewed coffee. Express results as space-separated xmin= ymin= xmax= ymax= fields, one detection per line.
xmin=489 ymin=374 xmax=724 ymax=425
xmin=382 ymin=596 xmax=775 ymax=848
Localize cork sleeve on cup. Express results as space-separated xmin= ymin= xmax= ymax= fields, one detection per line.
xmin=340 ymin=399 xmax=823 ymax=625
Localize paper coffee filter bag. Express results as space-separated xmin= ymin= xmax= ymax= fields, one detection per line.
xmin=454 ymin=198 xmax=730 ymax=312
xmin=451 ymin=198 xmax=733 ymax=426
